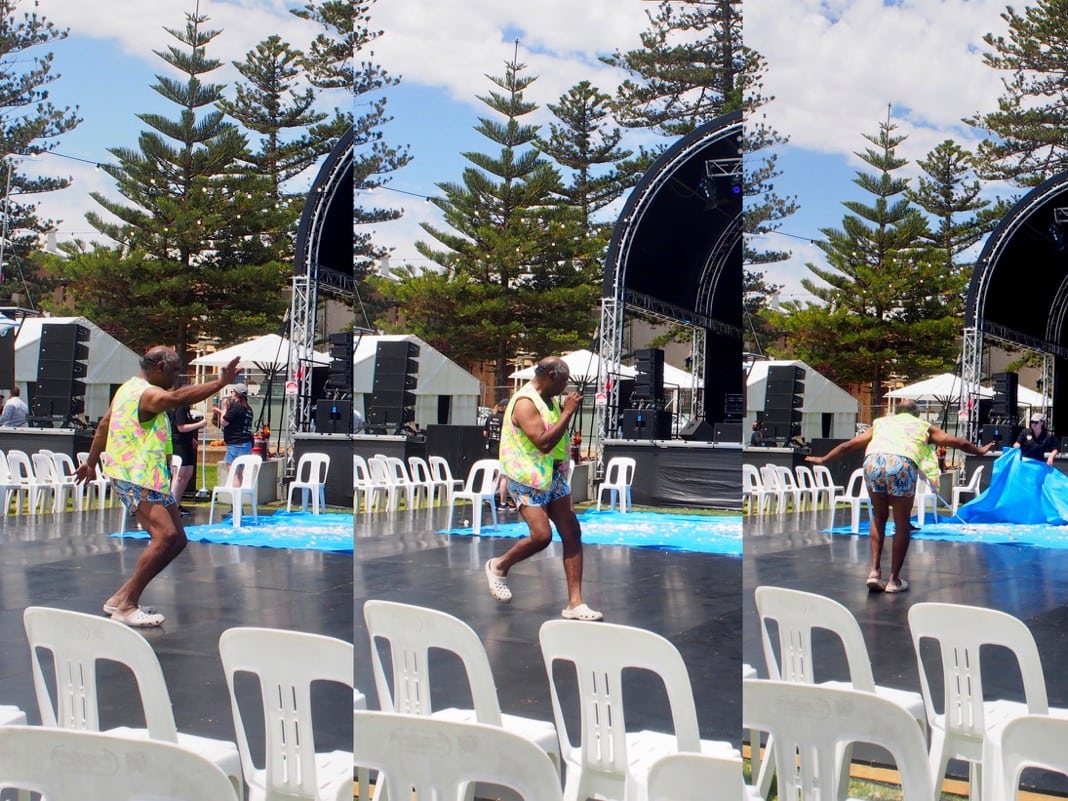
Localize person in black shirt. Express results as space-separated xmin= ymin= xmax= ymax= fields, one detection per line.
xmin=170 ymin=402 xmax=206 ymax=515
xmin=1014 ymin=412 xmax=1059 ymax=465
xmin=483 ymin=399 xmax=511 ymax=509
xmin=218 ymin=383 xmax=254 ymax=485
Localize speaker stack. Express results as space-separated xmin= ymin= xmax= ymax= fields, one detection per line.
xmin=763 ymin=364 xmax=804 ymax=444
xmin=367 ymin=340 xmax=419 ymax=433
xmin=632 ymin=348 xmax=665 ymax=405
xmin=33 ymin=323 xmax=89 ymax=419
xmin=325 ymin=332 xmax=353 ymax=395
xmin=990 ymin=371 xmax=1018 ymax=422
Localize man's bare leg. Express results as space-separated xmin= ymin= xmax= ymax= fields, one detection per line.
xmin=546 ymin=496 xmax=585 ymax=609
xmin=105 ymin=501 xmax=187 ymax=615
xmin=888 ymin=495 xmax=914 ymax=588
xmin=867 ymin=491 xmax=890 ymax=582
xmin=490 ymin=503 xmax=553 ymax=576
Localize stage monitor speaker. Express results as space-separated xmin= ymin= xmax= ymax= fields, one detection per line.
xmin=0 ymin=332 xmax=13 ymax=388
xmin=620 ymin=408 xmax=671 ymax=440
xmin=713 ymin=421 xmax=742 ymax=443
xmin=633 ymin=348 xmax=665 ymax=403
xmin=982 ymin=423 xmax=1019 ymax=447
xmin=315 ymin=398 xmax=353 ymax=434
xmin=990 ymin=371 xmax=1018 ymax=420
xmin=679 ymin=418 xmax=715 ymax=442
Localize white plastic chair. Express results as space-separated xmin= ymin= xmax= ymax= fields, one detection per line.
xmin=742 ymin=463 xmax=775 ymax=515
xmin=539 ymin=619 xmax=737 ymax=801
xmin=908 ymin=602 xmax=1068 ymax=801
xmin=77 ymin=451 xmax=112 ymax=510
xmin=352 ymin=453 xmax=374 ymax=512
xmin=209 ymin=453 xmax=262 ymax=526
xmin=49 ymin=451 xmax=86 ymax=512
xmin=449 ymin=458 xmax=500 ymax=535
xmin=406 ymin=455 xmax=438 ymax=507
xmin=23 ymin=606 xmax=243 ymax=798
xmin=637 ymin=752 xmax=745 ymax=801
xmin=758 ymin=465 xmax=788 ymax=513
xmin=596 ymin=456 xmax=636 ymax=512
xmin=8 ymin=449 xmax=53 ymax=515
xmin=428 ymin=455 xmax=464 ymax=507
xmin=912 ymin=478 xmax=940 ymax=528
xmin=30 ymin=451 xmax=63 ymax=514
xmin=364 ymin=600 xmax=560 ymax=776
xmin=951 ymin=463 xmax=985 ymax=514
xmin=219 ymin=626 xmax=353 ymax=801
xmin=0 ymin=726 xmax=238 ymax=801
xmin=831 ymin=467 xmax=870 ymax=533
xmin=384 ymin=455 xmax=423 ymax=509
xmin=774 ymin=465 xmax=806 ymax=512
xmin=993 ymin=715 xmax=1068 ymax=801
xmin=0 ymin=450 xmax=27 ymax=515
xmin=366 ymin=455 xmax=400 ymax=512
xmin=353 ymin=711 xmax=564 ymax=801
xmin=287 ymin=452 xmax=331 ymax=514
xmin=742 ymin=679 xmax=934 ymax=801
xmin=793 ymin=464 xmax=821 ymax=511
xmin=754 ymin=585 xmax=926 ymax=798
xmin=812 ymin=464 xmax=844 ymax=508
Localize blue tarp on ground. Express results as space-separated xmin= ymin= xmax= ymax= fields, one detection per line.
xmin=443 ymin=510 xmax=742 ymax=556
xmin=114 ymin=511 xmax=354 ymax=552
xmin=957 ymin=448 xmax=1068 ymax=525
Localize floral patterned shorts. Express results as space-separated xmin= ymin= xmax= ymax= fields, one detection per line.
xmin=505 ymin=466 xmax=571 ymax=508
xmin=862 ymin=453 xmax=918 ymax=497
xmin=112 ymin=479 xmax=177 ymax=514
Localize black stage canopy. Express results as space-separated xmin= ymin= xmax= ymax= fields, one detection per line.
xmin=293 ymin=126 xmax=355 ymax=292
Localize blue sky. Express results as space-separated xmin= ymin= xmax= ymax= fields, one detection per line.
xmin=28 ymin=0 xmax=1018 ymax=308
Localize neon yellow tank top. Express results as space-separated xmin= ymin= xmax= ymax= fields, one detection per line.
xmin=867 ymin=413 xmax=939 ymax=480
xmin=499 ymin=382 xmax=561 ymax=490
xmin=103 ymin=376 xmax=172 ymax=491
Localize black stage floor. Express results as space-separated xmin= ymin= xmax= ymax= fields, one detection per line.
xmin=0 ymin=504 xmax=353 ymax=763
xmin=745 ymin=504 xmax=1068 ymax=792
xmin=355 ymin=505 xmax=743 ymax=746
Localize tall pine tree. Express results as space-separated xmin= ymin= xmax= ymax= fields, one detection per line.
xmin=382 ymin=47 xmax=598 ymax=384
xmin=774 ymin=111 xmax=962 ymax=417
xmin=71 ymin=8 xmax=287 ymax=355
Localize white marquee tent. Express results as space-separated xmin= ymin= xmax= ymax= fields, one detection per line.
xmin=12 ymin=316 xmax=141 ymax=421
xmin=355 ymin=334 xmax=480 ymax=427
xmin=746 ymin=359 xmax=859 ymax=442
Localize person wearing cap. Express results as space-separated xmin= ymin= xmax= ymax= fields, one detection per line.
xmin=1015 ymin=413 xmax=1058 ymax=465
xmin=221 ymin=382 xmax=255 ymax=484
xmin=75 ymin=346 xmax=240 ymax=627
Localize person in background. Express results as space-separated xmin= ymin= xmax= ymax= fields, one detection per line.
xmin=484 ymin=398 xmax=512 ymax=509
xmin=75 ymin=346 xmax=240 ymax=627
xmin=806 ymin=398 xmax=993 ymax=594
xmin=218 ymin=383 xmax=254 ymax=486
xmin=0 ymin=386 xmax=28 ymax=427
xmin=1014 ymin=412 xmax=1058 ymax=465
xmin=170 ymin=396 xmax=206 ymax=516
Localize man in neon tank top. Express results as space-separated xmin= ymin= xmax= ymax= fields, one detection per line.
xmin=76 ymin=346 xmax=240 ymax=627
xmin=806 ymin=398 xmax=993 ymax=594
xmin=484 ymin=355 xmax=602 ymax=620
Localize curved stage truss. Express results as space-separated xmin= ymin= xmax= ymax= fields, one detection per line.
xmin=961 ymin=171 xmax=1068 ymax=441
xmin=286 ymin=127 xmax=355 ymax=441
xmin=595 ymin=111 xmax=743 ymax=450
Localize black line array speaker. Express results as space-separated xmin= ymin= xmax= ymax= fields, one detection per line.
xmin=367 ymin=340 xmax=419 ymax=430
xmin=679 ymin=418 xmax=716 ymax=442
xmin=633 ymin=348 xmax=665 ymax=404
xmin=34 ymin=323 xmax=89 ymax=417
xmin=0 ymin=331 xmax=13 ymax=389
xmin=763 ymin=365 xmax=804 ymax=438
xmin=990 ymin=371 xmax=1018 ymax=421
xmin=620 ymin=408 xmax=671 ymax=440
xmin=325 ymin=332 xmax=353 ymax=393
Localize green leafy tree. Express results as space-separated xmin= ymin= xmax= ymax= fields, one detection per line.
xmin=968 ymin=0 xmax=1068 ymax=185
xmin=773 ymin=112 xmax=964 ymax=417
xmin=381 ymin=49 xmax=598 ymax=383
xmin=0 ymin=0 xmax=81 ymax=305
xmin=68 ymin=9 xmax=287 ymax=355
xmin=907 ymin=139 xmax=1006 ymax=275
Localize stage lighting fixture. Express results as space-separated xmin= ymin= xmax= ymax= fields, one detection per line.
xmin=1050 ymin=221 xmax=1066 ymax=252
xmin=699 ymin=175 xmax=718 ymax=201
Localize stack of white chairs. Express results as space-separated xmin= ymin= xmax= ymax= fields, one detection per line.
xmin=8 ymin=450 xmax=54 ymax=515
xmin=742 ymin=463 xmax=775 ymax=515
xmin=0 ymin=450 xmax=27 ymax=516
xmin=366 ymin=455 xmax=401 ymax=512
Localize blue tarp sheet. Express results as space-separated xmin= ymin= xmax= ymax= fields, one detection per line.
xmin=114 ymin=511 xmax=354 ymax=552
xmin=957 ymin=448 xmax=1068 ymax=525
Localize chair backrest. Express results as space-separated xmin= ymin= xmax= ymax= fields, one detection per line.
xmin=407 ymin=455 xmax=433 ymax=485
xmin=754 ymin=585 xmax=877 ymax=692
xmin=812 ymin=464 xmax=838 ymax=490
xmin=759 ymin=464 xmax=781 ymax=491
xmin=794 ymin=464 xmax=817 ymax=491
xmin=997 ymin=715 xmax=1068 ymax=799
xmin=6 ymin=449 xmax=32 ymax=482
xmin=743 ymin=679 xmax=933 ymax=800
xmin=367 ymin=455 xmax=391 ymax=485
xmin=539 ymin=620 xmax=702 ymax=776
xmin=644 ymin=752 xmax=744 ymax=801
xmin=170 ymin=453 xmax=183 ymax=474
xmin=428 ymin=455 xmax=456 ymax=484
xmin=385 ymin=455 xmax=414 ymax=484
xmin=604 ymin=456 xmax=636 ymax=486
xmin=364 ymin=600 xmax=503 ymax=724
xmin=295 ymin=452 xmax=330 ymax=483
xmin=50 ymin=451 xmax=79 ymax=482
xmin=31 ymin=451 xmax=57 ymax=482
xmin=775 ymin=465 xmax=799 ymax=490
xmin=964 ymin=464 xmax=985 ymax=491
xmin=353 ymin=453 xmax=371 ymax=485
xmin=228 ymin=454 xmax=262 ymax=489
xmin=219 ymin=626 xmax=353 ymax=799
xmin=0 ymin=726 xmax=236 ymax=801
xmin=908 ymin=602 xmax=1049 ymax=741
xmin=843 ymin=467 xmax=867 ymax=498
xmin=354 ymin=710 xmax=563 ymax=801
xmin=742 ymin=462 xmax=761 ymax=491
xmin=23 ymin=606 xmax=179 ymax=740
xmin=465 ymin=458 xmax=501 ymax=494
